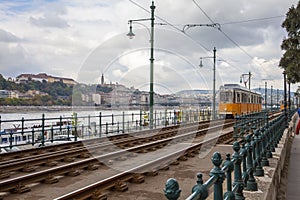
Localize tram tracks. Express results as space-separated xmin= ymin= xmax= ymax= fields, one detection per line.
xmin=0 ymin=120 xmax=233 ymax=197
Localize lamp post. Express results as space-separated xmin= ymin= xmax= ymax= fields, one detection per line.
xmin=199 ymin=47 xmax=217 ymax=120
xmin=283 ymin=70 xmax=288 ymax=127
xmin=127 ymin=1 xmax=155 ymax=129
xmin=265 ymin=82 xmax=267 ymax=110
xmin=270 ymin=85 xmax=273 ymax=111
xmin=277 ymin=89 xmax=279 ymax=109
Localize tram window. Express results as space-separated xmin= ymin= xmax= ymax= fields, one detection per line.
xmin=242 ymin=93 xmax=248 ymax=103
xmin=236 ymin=92 xmax=241 ymax=103
xmin=251 ymin=95 xmax=254 ymax=104
xmin=220 ymin=91 xmax=233 ymax=103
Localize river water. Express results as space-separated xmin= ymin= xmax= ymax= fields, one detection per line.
xmin=0 ymin=108 xmax=181 ymax=131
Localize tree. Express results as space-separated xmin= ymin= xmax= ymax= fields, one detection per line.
xmin=279 ymin=1 xmax=300 ymax=83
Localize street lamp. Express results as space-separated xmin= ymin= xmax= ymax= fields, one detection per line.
xmin=283 ymin=70 xmax=288 ymax=127
xmin=199 ymin=47 xmax=217 ymax=120
xmin=127 ymin=1 xmax=155 ymax=129
xmin=183 ymin=23 xmax=221 ymax=120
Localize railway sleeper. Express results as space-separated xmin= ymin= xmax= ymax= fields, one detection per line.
xmin=79 ymin=153 xmax=90 ymax=158
xmin=67 ymin=168 xmax=81 ymax=176
xmin=186 ymin=151 xmax=195 ymax=158
xmin=91 ymin=190 xmax=107 ymax=200
xmin=144 ymin=170 xmax=158 ymax=176
xmin=45 ymin=160 xmax=58 ymax=167
xmin=159 ymin=165 xmax=170 ymax=171
xmin=21 ymin=164 xmax=37 ymax=172
xmin=178 ymin=155 xmax=187 ymax=161
xmin=113 ymin=181 xmax=128 ymax=192
xmin=170 ymin=160 xmax=179 ymax=165
xmin=62 ymin=156 xmax=75 ymax=162
xmin=86 ymin=164 xmax=100 ymax=170
xmin=0 ymin=170 xmax=10 ymax=179
xmin=11 ymin=183 xmax=31 ymax=194
xmin=130 ymin=174 xmax=145 ymax=183
xmin=43 ymin=174 xmax=59 ymax=184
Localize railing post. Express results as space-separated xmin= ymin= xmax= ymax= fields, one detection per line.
xmin=240 ymin=141 xmax=249 ymax=189
xmin=21 ymin=117 xmax=24 ymax=138
xmin=9 ymin=130 xmax=13 ymax=149
xmin=155 ymin=110 xmax=157 ymax=128
xmin=209 ymin=152 xmax=225 ymax=200
xmin=31 ymin=128 xmax=35 ymax=146
xmin=74 ymin=126 xmax=77 ymax=141
xmin=41 ymin=113 xmax=45 ymax=146
xmin=232 ymin=141 xmax=245 ymax=200
xmin=190 ymin=173 xmax=208 ymax=200
xmin=99 ymin=112 xmax=102 ymax=137
xmin=265 ymin=123 xmax=272 ymax=158
xmin=260 ymin=127 xmax=269 ymax=167
xmin=223 ymin=154 xmax=235 ymax=199
xmin=122 ymin=112 xmax=125 ymax=133
xmin=253 ymin=130 xmax=264 ymax=176
xmin=245 ymin=134 xmax=257 ymax=191
xmin=164 ymin=178 xmax=181 ymax=200
xmin=50 ymin=126 xmax=54 ymax=143
xmin=59 ymin=116 xmax=62 ymax=133
xmin=233 ymin=125 xmax=239 ymax=141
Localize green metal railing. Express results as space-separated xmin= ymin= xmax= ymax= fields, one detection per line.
xmin=0 ymin=109 xmax=215 ymax=149
xmin=164 ymin=111 xmax=291 ymax=200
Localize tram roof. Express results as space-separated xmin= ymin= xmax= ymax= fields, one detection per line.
xmin=220 ymin=84 xmax=261 ymax=95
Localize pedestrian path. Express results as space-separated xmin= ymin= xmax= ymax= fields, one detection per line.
xmin=286 ymin=135 xmax=300 ymax=200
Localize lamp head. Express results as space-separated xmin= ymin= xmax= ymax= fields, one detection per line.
xmin=199 ymin=58 xmax=203 ymax=68
xmin=127 ymin=22 xmax=135 ymax=39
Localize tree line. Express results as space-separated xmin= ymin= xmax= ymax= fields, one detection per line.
xmin=0 ymin=74 xmax=113 ymax=106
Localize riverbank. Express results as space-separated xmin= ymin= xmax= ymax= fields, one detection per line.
xmin=0 ymin=106 xmax=106 ymax=113
xmin=0 ymin=105 xmax=184 ymax=114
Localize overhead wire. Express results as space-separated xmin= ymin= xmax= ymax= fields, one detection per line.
xmin=192 ymin=0 xmax=257 ymax=61
xmin=127 ymin=0 xmax=246 ymax=72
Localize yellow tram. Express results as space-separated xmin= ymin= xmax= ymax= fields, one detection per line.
xmin=218 ymin=84 xmax=262 ymax=118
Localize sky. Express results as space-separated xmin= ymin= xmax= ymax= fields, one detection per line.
xmin=0 ymin=0 xmax=299 ymax=94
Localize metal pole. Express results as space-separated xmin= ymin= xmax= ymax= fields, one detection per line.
xmin=283 ymin=71 xmax=288 ymax=127
xmin=288 ymin=82 xmax=291 ymax=112
xmin=271 ymin=85 xmax=273 ymax=111
xmin=277 ymin=89 xmax=279 ymax=109
xmin=213 ymin=47 xmax=216 ymax=120
xmin=248 ymin=71 xmax=251 ymax=90
xmin=149 ymin=1 xmax=155 ymax=129
xmin=265 ymin=82 xmax=267 ymax=110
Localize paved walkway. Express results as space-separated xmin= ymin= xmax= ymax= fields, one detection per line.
xmin=286 ymin=135 xmax=300 ymax=200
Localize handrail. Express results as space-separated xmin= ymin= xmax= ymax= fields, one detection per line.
xmin=164 ymin=111 xmax=294 ymax=200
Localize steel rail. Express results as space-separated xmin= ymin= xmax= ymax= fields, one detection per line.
xmin=55 ymin=128 xmax=232 ymax=200
xmin=0 ymin=121 xmax=234 ymax=193
xmin=0 ymin=119 xmax=219 ymax=162
xmin=0 ymin=119 xmax=229 ymax=171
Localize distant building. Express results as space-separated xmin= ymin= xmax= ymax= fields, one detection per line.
xmin=92 ymin=93 xmax=101 ymax=105
xmin=8 ymin=90 xmax=19 ymax=98
xmin=0 ymin=90 xmax=9 ymax=98
xmin=15 ymin=73 xmax=77 ymax=85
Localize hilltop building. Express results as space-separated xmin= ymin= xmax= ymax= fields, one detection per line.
xmin=15 ymin=73 xmax=77 ymax=85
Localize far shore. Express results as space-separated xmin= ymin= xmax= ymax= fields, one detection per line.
xmin=0 ymin=105 xmax=183 ymax=114
xmin=0 ymin=106 xmax=125 ymax=113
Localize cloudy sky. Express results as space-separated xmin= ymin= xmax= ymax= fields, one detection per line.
xmin=0 ymin=0 xmax=299 ymax=94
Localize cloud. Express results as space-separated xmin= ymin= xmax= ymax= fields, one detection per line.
xmin=0 ymin=29 xmax=20 ymax=42
xmin=30 ymin=13 xmax=69 ymax=28
xmin=0 ymin=0 xmax=299 ymax=92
